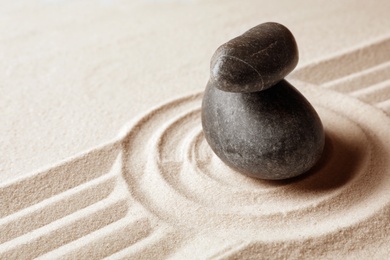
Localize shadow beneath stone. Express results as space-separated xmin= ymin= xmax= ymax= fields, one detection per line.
xmin=261 ymin=130 xmax=367 ymax=192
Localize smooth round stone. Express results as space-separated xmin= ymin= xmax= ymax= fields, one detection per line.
xmin=210 ymin=22 xmax=298 ymax=93
xmin=201 ymin=80 xmax=325 ymax=180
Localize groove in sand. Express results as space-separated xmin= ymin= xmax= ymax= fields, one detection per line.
xmin=292 ymin=35 xmax=390 ymax=115
xmin=2 ymin=41 xmax=390 ymax=257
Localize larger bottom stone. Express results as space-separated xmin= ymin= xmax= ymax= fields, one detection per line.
xmin=201 ymin=80 xmax=325 ymax=180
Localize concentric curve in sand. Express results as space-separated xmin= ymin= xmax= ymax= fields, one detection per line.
xmin=121 ymin=80 xmax=390 ymax=256
xmin=3 ymin=82 xmax=390 ymax=258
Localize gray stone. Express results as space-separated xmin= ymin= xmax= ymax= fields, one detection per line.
xmin=201 ymin=79 xmax=325 ymax=180
xmin=210 ymin=22 xmax=298 ymax=93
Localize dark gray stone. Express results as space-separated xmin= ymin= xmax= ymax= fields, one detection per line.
xmin=210 ymin=22 xmax=298 ymax=93
xmin=201 ymin=79 xmax=325 ymax=180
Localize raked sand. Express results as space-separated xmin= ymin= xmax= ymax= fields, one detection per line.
xmin=1 ymin=0 xmax=390 ymax=258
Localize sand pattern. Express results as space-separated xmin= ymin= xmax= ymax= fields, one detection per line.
xmin=2 ymin=36 xmax=390 ymax=258
xmin=292 ymin=35 xmax=390 ymax=114
xmin=0 ymin=142 xmax=178 ymax=259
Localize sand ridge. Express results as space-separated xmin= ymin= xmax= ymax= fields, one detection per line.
xmin=2 ymin=75 xmax=390 ymax=258
xmin=292 ymin=34 xmax=390 ymax=115
xmin=2 ymin=2 xmax=390 ymax=257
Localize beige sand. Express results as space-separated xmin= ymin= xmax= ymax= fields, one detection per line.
xmin=2 ymin=81 xmax=390 ymax=258
xmin=1 ymin=0 xmax=390 ymax=258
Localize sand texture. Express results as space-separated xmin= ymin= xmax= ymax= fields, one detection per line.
xmin=2 ymin=79 xmax=390 ymax=258
xmin=292 ymin=34 xmax=390 ymax=115
xmin=1 ymin=0 xmax=390 ymax=259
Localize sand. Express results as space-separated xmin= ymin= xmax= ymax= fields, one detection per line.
xmin=1 ymin=0 xmax=390 ymax=258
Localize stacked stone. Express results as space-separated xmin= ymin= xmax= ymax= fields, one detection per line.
xmin=201 ymin=22 xmax=325 ymax=180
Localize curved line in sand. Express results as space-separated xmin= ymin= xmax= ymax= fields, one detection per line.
xmin=2 ymin=79 xmax=390 ymax=257
xmin=120 ymin=80 xmax=390 ymax=251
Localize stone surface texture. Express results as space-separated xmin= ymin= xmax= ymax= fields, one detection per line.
xmin=202 ymin=79 xmax=325 ymax=180
xmin=210 ymin=22 xmax=299 ymax=93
